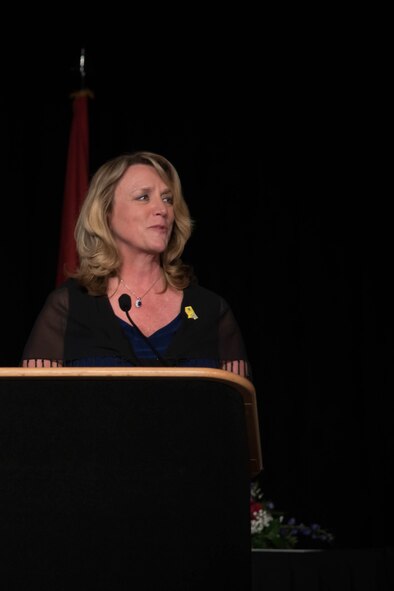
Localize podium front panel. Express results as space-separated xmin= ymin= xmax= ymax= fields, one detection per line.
xmin=0 ymin=373 xmax=252 ymax=590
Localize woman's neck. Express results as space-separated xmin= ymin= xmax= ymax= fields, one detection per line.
xmin=119 ymin=257 xmax=164 ymax=292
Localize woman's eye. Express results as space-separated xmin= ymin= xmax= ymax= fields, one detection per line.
xmin=163 ymin=195 xmax=173 ymax=204
xmin=136 ymin=194 xmax=148 ymax=201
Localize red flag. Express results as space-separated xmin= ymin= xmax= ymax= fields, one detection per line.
xmin=56 ymin=90 xmax=91 ymax=286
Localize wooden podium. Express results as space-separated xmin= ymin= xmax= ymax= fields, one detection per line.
xmin=0 ymin=367 xmax=262 ymax=590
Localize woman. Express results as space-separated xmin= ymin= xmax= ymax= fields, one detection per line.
xmin=21 ymin=151 xmax=251 ymax=378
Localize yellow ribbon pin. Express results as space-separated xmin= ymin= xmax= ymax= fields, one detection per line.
xmin=185 ymin=306 xmax=198 ymax=320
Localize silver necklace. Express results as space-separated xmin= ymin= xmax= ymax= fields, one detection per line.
xmin=119 ymin=275 xmax=161 ymax=308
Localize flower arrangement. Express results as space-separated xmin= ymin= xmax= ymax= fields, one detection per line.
xmin=250 ymin=481 xmax=334 ymax=549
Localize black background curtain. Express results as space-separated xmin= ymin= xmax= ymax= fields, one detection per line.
xmin=2 ymin=37 xmax=392 ymax=551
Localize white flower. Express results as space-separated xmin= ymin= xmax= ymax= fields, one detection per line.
xmin=251 ymin=508 xmax=273 ymax=534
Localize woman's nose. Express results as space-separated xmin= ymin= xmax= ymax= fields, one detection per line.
xmin=153 ymin=198 xmax=167 ymax=216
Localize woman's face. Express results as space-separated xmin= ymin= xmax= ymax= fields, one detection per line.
xmin=109 ymin=164 xmax=175 ymax=256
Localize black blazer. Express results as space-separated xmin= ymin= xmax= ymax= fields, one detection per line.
xmin=22 ymin=279 xmax=250 ymax=376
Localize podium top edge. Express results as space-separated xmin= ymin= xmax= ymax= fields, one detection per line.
xmin=0 ymin=366 xmax=255 ymax=392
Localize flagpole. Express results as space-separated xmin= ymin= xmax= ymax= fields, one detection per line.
xmin=56 ymin=49 xmax=93 ymax=286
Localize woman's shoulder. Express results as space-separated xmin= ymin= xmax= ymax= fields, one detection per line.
xmin=58 ymin=277 xmax=83 ymax=291
xmin=41 ymin=280 xmax=71 ymax=305
xmin=54 ymin=278 xmax=90 ymax=297
xmin=184 ymin=283 xmax=229 ymax=309
xmin=42 ymin=278 xmax=89 ymax=310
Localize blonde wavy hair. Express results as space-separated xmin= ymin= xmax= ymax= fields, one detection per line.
xmin=72 ymin=151 xmax=194 ymax=295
